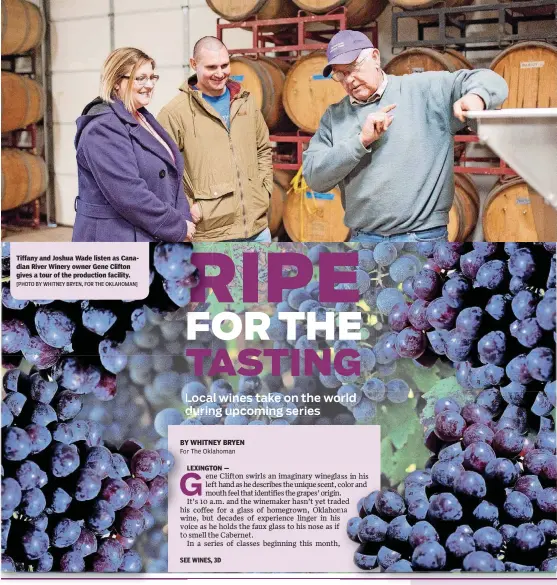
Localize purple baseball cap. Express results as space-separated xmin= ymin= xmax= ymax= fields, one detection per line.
xmin=323 ymin=30 xmax=374 ymax=77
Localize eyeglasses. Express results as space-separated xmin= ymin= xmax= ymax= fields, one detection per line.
xmin=122 ymin=74 xmax=160 ymax=87
xmin=331 ymin=53 xmax=370 ymax=82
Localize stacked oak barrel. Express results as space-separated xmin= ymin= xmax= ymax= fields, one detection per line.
xmin=206 ymin=0 xmax=388 ymax=241
xmin=1 ymin=0 xmax=48 ymax=214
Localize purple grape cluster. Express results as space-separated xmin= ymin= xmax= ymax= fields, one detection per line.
xmin=1 ymin=368 xmax=174 ymax=573
xmin=2 ymin=243 xmax=199 ymax=391
xmin=385 ymin=242 xmax=555 ymax=373
xmin=349 ymin=406 xmax=556 ymax=573
xmin=348 ymin=242 xmax=556 ymax=572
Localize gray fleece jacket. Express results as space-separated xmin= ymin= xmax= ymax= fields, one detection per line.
xmin=302 ymin=70 xmax=508 ymax=236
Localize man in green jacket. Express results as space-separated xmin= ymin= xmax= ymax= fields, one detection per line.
xmin=158 ymin=36 xmax=273 ymax=242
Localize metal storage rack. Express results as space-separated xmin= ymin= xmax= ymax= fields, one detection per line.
xmin=392 ymin=0 xmax=557 ymax=50
xmin=217 ymin=8 xmax=378 ymax=170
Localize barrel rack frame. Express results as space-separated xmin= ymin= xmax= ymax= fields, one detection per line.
xmin=392 ymin=0 xmax=557 ymax=51
xmin=1 ymin=0 xmax=54 ymax=232
xmin=216 ymin=8 xmax=377 ymax=171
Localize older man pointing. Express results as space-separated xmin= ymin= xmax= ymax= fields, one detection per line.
xmin=303 ymin=31 xmax=509 ymax=243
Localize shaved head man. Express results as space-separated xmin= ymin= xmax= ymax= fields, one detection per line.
xmin=157 ymin=37 xmax=273 ymax=243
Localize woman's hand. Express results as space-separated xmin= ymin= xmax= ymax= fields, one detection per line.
xmin=190 ymin=203 xmax=202 ymax=224
xmin=184 ymin=220 xmax=196 ymax=242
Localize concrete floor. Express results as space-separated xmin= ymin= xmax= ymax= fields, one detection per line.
xmin=2 ymin=226 xmax=73 ymax=242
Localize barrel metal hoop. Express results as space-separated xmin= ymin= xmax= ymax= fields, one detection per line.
xmin=20 ymin=151 xmax=34 ymax=204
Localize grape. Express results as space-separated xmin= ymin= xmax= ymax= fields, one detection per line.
xmin=22 ymin=529 xmax=50 ymax=560
xmin=153 ymin=408 xmax=184 ymax=437
xmin=34 ymin=308 xmax=75 ymax=348
xmin=3 ymin=427 xmax=32 ymax=461
xmin=473 ymin=501 xmax=499 ymax=527
xmin=463 ymin=550 xmax=497 ymax=571
xmin=409 ymin=521 xmax=439 ymax=548
xmin=477 ymin=331 xmax=506 ymax=365
xmin=484 ymin=458 xmax=519 ymax=487
xmin=428 ymin=492 xmax=463 ymax=522
xmin=454 ymin=471 xmax=487 ymax=499
xmin=485 ymin=293 xmax=511 ymax=320
xmin=463 ymin=441 xmax=495 ymax=473
xmin=82 ymin=306 xmax=117 ymax=336
xmin=411 ymin=541 xmax=446 ymax=570
xmin=347 ymin=517 xmax=362 ymax=542
xmin=508 ymin=248 xmax=536 ymax=279
xmin=120 ymin=549 xmax=142 ymax=572
xmin=97 ymin=538 xmax=124 ymax=569
xmin=117 ymin=507 xmax=145 ymax=539
xmin=20 ymin=487 xmax=47 ymax=518
xmin=536 ymin=297 xmax=556 ymax=330
xmin=511 ymin=290 xmax=538 ymax=320
xmin=373 ymin=242 xmax=398 ymax=266
xmin=358 ymin=514 xmax=388 ymax=543
xmin=354 ymin=544 xmax=378 ymax=570
xmin=376 ymin=288 xmax=406 ymax=316
xmin=526 ymin=347 xmax=554 ymax=381
xmin=386 ymin=379 xmax=410 ymax=403
xmin=389 ymin=257 xmax=418 ymax=283
xmin=362 ymin=378 xmax=385 ymax=402
xmin=446 ymin=530 xmax=475 ymax=558
xmin=375 ymin=490 xmax=406 ymax=519
xmin=385 ymin=559 xmax=413 ymax=572
xmin=395 ymin=328 xmax=426 ymax=359
xmin=426 ymin=298 xmax=457 ymax=329
xmin=434 ymin=411 xmax=466 ymax=442
xmin=511 ymin=523 xmax=545 ymax=553
xmin=357 ymin=249 xmax=377 ymax=272
xmin=413 ymin=270 xmax=441 ymax=301
xmin=125 ymin=478 xmax=150 ymax=509
xmin=537 ymin=487 xmax=557 ymax=515
xmin=153 ymin=243 xmax=193 ymax=280
xmin=474 ymin=526 xmax=502 ymax=554
xmin=130 ymin=450 xmax=162 ymax=481
xmin=2 ymin=319 xmax=30 ymax=353
xmin=386 ymin=515 xmax=412 ymax=545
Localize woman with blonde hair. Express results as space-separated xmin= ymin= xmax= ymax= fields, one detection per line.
xmin=72 ymin=47 xmax=195 ymax=242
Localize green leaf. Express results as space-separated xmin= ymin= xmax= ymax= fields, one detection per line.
xmin=377 ymin=397 xmax=422 ymax=451
xmin=381 ymin=429 xmax=431 ymax=488
xmin=420 ymin=375 xmax=478 ymax=428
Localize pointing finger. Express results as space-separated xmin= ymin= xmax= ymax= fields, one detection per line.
xmin=380 ymin=104 xmax=397 ymax=114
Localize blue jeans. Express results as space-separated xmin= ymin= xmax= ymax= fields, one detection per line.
xmin=228 ymin=227 xmax=272 ymax=243
xmin=350 ymin=225 xmax=448 ymax=243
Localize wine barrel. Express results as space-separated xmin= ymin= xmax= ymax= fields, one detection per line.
xmin=448 ymin=174 xmax=479 ymax=241
xmin=1 ymin=149 xmax=48 ymax=211
xmin=384 ymin=47 xmax=473 ymax=75
xmin=490 ymin=42 xmax=557 ymax=109
xmin=230 ymin=57 xmax=288 ymax=131
xmin=283 ymin=183 xmax=349 ymax=242
xmin=292 ymin=0 xmax=388 ymax=27
xmin=1 ymin=72 xmax=44 ymax=133
xmin=268 ymin=170 xmax=294 ymax=238
xmin=1 ymin=0 xmax=44 ymax=56
xmin=205 ymin=0 xmax=297 ymax=21
xmin=482 ymin=178 xmax=557 ymax=242
xmin=282 ymin=52 xmax=346 ymax=134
